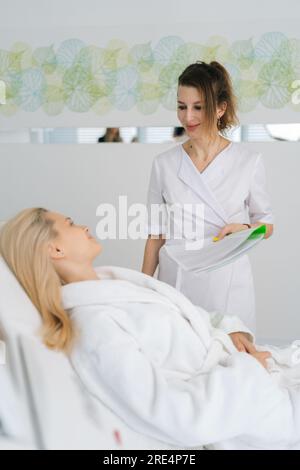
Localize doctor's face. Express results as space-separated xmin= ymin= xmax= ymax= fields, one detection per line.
xmin=177 ymin=85 xmax=213 ymax=136
xmin=46 ymin=212 xmax=102 ymax=264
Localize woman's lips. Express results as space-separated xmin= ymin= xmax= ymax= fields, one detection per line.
xmin=186 ymin=124 xmax=199 ymax=131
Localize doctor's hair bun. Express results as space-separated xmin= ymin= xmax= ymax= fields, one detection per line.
xmin=177 ymin=60 xmax=239 ymax=133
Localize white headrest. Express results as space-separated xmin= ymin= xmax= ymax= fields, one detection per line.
xmin=0 ymin=257 xmax=42 ymax=337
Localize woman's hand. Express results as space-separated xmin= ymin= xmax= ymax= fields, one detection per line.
xmin=214 ymin=223 xmax=249 ymax=241
xmin=250 ymin=351 xmax=272 ymax=370
xmin=229 ymin=332 xmax=256 ymax=354
xmin=229 ymin=332 xmax=271 ymax=370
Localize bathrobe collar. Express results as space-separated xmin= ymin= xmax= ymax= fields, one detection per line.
xmin=61 ymin=265 xmax=212 ymax=348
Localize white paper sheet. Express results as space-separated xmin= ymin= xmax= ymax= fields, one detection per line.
xmin=165 ymin=225 xmax=266 ymax=273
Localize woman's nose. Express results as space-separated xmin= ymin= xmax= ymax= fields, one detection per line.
xmin=185 ymin=109 xmax=195 ymax=122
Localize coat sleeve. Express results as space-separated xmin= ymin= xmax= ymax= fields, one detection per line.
xmin=79 ymin=322 xmax=291 ymax=448
xmin=146 ymin=157 xmax=168 ymax=235
xmin=246 ymin=154 xmax=274 ymax=224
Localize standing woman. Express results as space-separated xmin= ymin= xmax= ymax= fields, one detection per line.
xmin=142 ymin=61 xmax=274 ymax=332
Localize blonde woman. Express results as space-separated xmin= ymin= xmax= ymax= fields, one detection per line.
xmin=142 ymin=61 xmax=274 ymax=332
xmin=0 ymin=208 xmax=299 ymax=450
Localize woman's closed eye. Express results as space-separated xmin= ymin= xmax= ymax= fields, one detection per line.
xmin=177 ymin=106 xmax=202 ymax=110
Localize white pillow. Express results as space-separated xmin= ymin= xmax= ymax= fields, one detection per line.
xmin=0 ymin=219 xmax=44 ymax=337
xmin=0 ymin=257 xmax=42 ymax=337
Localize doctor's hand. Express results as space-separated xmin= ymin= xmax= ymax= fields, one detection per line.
xmin=213 ymin=223 xmax=249 ymax=241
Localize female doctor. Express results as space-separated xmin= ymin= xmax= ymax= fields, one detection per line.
xmin=142 ymin=61 xmax=274 ymax=332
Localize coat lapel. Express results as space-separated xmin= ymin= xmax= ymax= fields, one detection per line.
xmin=178 ymin=146 xmax=229 ymax=226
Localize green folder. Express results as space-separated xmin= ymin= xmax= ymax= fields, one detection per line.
xmin=248 ymin=224 xmax=267 ymax=239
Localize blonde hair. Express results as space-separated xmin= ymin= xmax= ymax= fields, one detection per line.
xmin=0 ymin=208 xmax=75 ymax=353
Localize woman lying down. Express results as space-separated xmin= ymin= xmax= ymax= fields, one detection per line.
xmin=1 ymin=208 xmax=300 ymax=450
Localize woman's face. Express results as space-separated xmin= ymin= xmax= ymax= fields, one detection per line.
xmin=107 ymin=128 xmax=118 ymax=136
xmin=177 ymin=85 xmax=222 ymax=136
xmin=46 ymin=212 xmax=102 ymax=264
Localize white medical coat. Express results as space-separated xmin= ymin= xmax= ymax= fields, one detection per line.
xmin=147 ymin=142 xmax=274 ymax=331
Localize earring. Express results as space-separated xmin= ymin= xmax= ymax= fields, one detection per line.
xmin=217 ymin=117 xmax=221 ymax=128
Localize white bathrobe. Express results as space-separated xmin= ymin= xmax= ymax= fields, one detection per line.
xmin=62 ymin=266 xmax=300 ymax=450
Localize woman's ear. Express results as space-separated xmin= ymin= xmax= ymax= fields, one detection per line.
xmin=48 ymin=243 xmax=65 ymax=260
xmin=218 ymin=101 xmax=227 ymax=118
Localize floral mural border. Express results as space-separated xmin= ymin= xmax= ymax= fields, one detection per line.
xmin=0 ymin=32 xmax=300 ymax=117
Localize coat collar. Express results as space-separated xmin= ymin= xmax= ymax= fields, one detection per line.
xmin=177 ymin=144 xmax=230 ymax=225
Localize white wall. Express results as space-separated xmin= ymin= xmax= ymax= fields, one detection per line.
xmin=2 ymin=0 xmax=300 ymax=26
xmin=0 ymin=142 xmax=299 ymax=343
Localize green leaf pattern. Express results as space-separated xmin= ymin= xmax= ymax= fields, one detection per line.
xmin=0 ymin=32 xmax=299 ymax=116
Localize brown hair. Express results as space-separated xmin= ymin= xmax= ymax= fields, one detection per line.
xmin=0 ymin=208 xmax=75 ymax=353
xmin=104 ymin=128 xmax=122 ymax=142
xmin=178 ymin=60 xmax=238 ymax=133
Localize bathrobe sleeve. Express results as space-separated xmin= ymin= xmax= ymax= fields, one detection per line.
xmin=246 ymin=154 xmax=274 ymax=224
xmin=207 ymin=311 xmax=255 ymax=342
xmin=77 ymin=317 xmax=291 ymax=448
xmin=193 ymin=307 xmax=255 ymax=343
xmin=146 ymin=157 xmax=168 ymax=235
